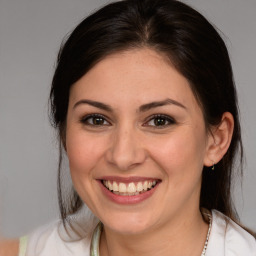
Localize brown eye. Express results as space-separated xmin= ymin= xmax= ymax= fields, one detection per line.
xmin=145 ymin=114 xmax=175 ymax=128
xmin=92 ymin=117 xmax=105 ymax=125
xmin=154 ymin=117 xmax=168 ymax=126
xmin=81 ymin=114 xmax=110 ymax=126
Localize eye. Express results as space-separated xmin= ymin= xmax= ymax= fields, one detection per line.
xmin=80 ymin=114 xmax=111 ymax=126
xmin=144 ymin=114 xmax=175 ymax=128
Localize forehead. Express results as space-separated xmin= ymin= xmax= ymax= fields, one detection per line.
xmin=69 ymin=48 xmax=200 ymax=114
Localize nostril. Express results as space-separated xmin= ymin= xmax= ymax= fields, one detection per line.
xmin=105 ymin=149 xmax=147 ymax=171
xmin=104 ymin=133 xmax=147 ymax=171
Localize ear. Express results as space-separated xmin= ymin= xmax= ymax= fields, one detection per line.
xmin=204 ymin=112 xmax=234 ymax=167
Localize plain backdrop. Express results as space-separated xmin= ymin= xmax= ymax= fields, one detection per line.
xmin=0 ymin=0 xmax=255 ymax=237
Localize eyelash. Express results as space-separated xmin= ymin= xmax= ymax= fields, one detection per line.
xmin=80 ymin=114 xmax=111 ymax=126
xmin=80 ymin=114 xmax=176 ymax=128
xmin=144 ymin=114 xmax=176 ymax=128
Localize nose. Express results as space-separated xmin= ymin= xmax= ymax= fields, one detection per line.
xmin=105 ymin=126 xmax=147 ymax=171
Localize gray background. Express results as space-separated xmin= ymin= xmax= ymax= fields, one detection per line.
xmin=0 ymin=0 xmax=255 ymax=238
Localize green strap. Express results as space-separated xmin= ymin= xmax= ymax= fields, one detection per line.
xmin=19 ymin=236 xmax=28 ymax=256
xmin=90 ymin=222 xmax=102 ymax=256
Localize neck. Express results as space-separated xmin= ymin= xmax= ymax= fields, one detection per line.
xmin=99 ymin=208 xmax=209 ymax=256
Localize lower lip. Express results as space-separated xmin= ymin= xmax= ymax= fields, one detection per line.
xmin=98 ymin=180 xmax=160 ymax=205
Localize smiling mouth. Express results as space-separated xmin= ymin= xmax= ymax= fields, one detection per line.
xmin=102 ymin=180 xmax=159 ymax=196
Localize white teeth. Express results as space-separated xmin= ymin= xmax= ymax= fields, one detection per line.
xmin=119 ymin=183 xmax=126 ymax=193
xmin=143 ymin=181 xmax=148 ymax=191
xmin=103 ymin=180 xmax=158 ymax=195
xmin=108 ymin=181 xmax=113 ymax=191
xmin=113 ymin=181 xmax=119 ymax=192
xmin=137 ymin=182 xmax=143 ymax=192
xmin=127 ymin=182 xmax=136 ymax=193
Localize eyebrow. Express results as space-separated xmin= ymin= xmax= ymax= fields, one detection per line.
xmin=139 ymin=98 xmax=186 ymax=112
xmin=73 ymin=99 xmax=113 ymax=112
xmin=73 ymin=98 xmax=186 ymax=112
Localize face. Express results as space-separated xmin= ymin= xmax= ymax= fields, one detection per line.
xmin=66 ymin=48 xmax=211 ymax=235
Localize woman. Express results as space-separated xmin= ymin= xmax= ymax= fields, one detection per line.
xmin=2 ymin=0 xmax=255 ymax=255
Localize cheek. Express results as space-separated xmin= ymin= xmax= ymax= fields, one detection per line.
xmin=65 ymin=130 xmax=108 ymax=210
xmin=148 ymin=129 xmax=207 ymax=213
xmin=149 ymin=128 xmax=207 ymax=179
xmin=66 ymin=130 xmax=106 ymax=179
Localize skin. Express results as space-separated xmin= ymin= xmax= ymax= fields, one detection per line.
xmin=66 ymin=48 xmax=234 ymax=256
xmin=0 ymin=239 xmax=19 ymax=256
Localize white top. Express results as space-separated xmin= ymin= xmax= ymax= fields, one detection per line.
xmin=20 ymin=210 xmax=256 ymax=256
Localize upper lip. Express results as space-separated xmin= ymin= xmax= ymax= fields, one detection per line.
xmin=97 ymin=176 xmax=161 ymax=183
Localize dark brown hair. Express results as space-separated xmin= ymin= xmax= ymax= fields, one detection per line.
xmin=50 ymin=0 xmax=244 ymax=229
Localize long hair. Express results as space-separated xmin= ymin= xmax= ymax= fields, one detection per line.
xmin=49 ymin=0 xmax=244 ymax=234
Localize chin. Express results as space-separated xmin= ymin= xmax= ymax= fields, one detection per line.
xmin=101 ymin=212 xmax=155 ymax=235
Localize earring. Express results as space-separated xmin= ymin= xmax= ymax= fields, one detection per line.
xmin=211 ymin=161 xmax=215 ymax=170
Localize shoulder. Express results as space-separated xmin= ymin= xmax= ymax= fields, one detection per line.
xmin=0 ymin=239 xmax=19 ymax=256
xmin=206 ymin=210 xmax=256 ymax=256
xmin=24 ymin=220 xmax=91 ymax=256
